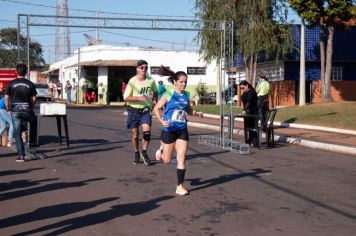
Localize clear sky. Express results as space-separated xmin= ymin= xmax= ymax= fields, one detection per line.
xmin=0 ymin=0 xmax=300 ymax=64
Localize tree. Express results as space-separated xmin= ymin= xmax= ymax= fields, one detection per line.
xmin=287 ymin=0 xmax=354 ymax=102
xmin=0 ymin=27 xmax=45 ymax=69
xmin=195 ymin=0 xmax=293 ymax=86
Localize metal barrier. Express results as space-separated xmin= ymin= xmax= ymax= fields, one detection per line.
xmin=199 ymin=135 xmax=250 ymax=154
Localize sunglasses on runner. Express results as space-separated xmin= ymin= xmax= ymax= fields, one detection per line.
xmin=138 ymin=66 xmax=148 ymax=70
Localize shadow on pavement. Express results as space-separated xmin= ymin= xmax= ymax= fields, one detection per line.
xmin=13 ymin=195 xmax=174 ymax=236
xmin=38 ymin=145 xmax=123 ymax=159
xmin=0 ymin=178 xmax=105 ymax=201
xmin=0 ymin=168 xmax=44 ymax=177
xmin=0 ymin=197 xmax=119 ymax=229
xmin=0 ymin=178 xmax=59 ymax=193
xmin=188 ymin=168 xmax=272 ymax=192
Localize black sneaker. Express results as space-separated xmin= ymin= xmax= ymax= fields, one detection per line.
xmin=140 ymin=150 xmax=151 ymax=166
xmin=133 ymin=152 xmax=140 ymax=165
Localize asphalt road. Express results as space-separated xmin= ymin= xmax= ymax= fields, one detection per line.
xmin=1 ymin=106 xmax=356 ymax=236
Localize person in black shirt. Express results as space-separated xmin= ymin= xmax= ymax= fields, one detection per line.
xmin=239 ymin=80 xmax=258 ymax=145
xmin=5 ymin=64 xmax=37 ymax=162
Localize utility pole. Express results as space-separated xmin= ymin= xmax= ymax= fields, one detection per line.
xmin=77 ymin=47 xmax=81 ymax=103
xmin=299 ymin=20 xmax=306 ymax=106
xmin=96 ymin=11 xmax=100 ymax=41
xmin=55 ymin=0 xmax=71 ymax=61
xmin=48 ymin=49 xmax=51 ymax=64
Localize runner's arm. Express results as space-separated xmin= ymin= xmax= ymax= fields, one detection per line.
xmin=123 ymin=82 xmax=148 ymax=102
xmin=187 ymin=102 xmax=203 ymax=117
xmin=153 ymin=94 xmax=170 ymax=127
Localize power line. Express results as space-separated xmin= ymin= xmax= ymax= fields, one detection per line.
xmin=100 ymin=30 xmax=199 ymax=47
xmin=31 ymin=29 xmax=95 ymax=37
xmin=0 ymin=19 xmax=16 ymax=22
xmin=0 ymin=0 xmax=195 ymax=19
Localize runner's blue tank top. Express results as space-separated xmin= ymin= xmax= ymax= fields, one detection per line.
xmin=162 ymin=89 xmax=190 ymax=131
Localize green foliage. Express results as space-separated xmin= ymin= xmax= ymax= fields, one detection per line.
xmin=194 ymin=83 xmax=209 ymax=97
xmin=39 ymin=64 xmax=50 ymax=72
xmin=287 ymin=0 xmax=354 ymax=26
xmin=195 ymin=0 xmax=294 ymax=65
xmin=0 ymin=27 xmax=45 ymax=68
xmin=86 ymin=79 xmax=97 ymax=90
xmin=287 ymin=0 xmax=354 ymax=102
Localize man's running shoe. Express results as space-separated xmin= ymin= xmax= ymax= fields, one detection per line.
xmin=133 ymin=152 xmax=140 ymax=165
xmin=141 ymin=150 xmax=151 ymax=166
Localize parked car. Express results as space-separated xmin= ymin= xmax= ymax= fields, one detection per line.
xmin=35 ymin=83 xmax=52 ymax=101
xmin=226 ymin=94 xmax=238 ymax=104
xmin=223 ymin=85 xmax=238 ymax=104
xmin=199 ymin=92 xmax=216 ymax=104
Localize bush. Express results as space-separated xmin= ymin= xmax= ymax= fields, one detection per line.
xmin=194 ymin=83 xmax=208 ymax=98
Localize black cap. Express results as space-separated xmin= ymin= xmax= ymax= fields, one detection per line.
xmin=137 ymin=60 xmax=148 ymax=67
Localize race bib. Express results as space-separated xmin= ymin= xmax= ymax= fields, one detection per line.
xmin=171 ymin=109 xmax=186 ymax=123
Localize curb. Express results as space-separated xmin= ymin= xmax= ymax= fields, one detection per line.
xmin=203 ymin=114 xmax=356 ymax=136
xmin=122 ymin=111 xmax=356 ymax=156
xmin=188 ymin=121 xmax=356 ymax=156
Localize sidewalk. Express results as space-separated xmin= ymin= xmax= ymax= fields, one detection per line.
xmin=187 ymin=114 xmax=356 ymax=156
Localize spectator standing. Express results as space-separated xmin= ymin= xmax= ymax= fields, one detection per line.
xmin=121 ymin=82 xmax=127 ymax=105
xmin=157 ymin=80 xmax=166 ymax=101
xmin=82 ymin=81 xmax=89 ymax=104
xmin=123 ymin=60 xmax=157 ymax=165
xmin=239 ymin=80 xmax=258 ymax=146
xmin=0 ymin=96 xmax=14 ymax=147
xmin=53 ymin=83 xmax=57 ymax=98
xmin=57 ymin=81 xmax=63 ymax=100
xmin=121 ymin=82 xmax=127 ymax=95
xmin=72 ymin=78 xmax=78 ymax=103
xmin=65 ymin=80 xmax=72 ymax=104
xmin=5 ymin=64 xmax=37 ymax=162
xmin=97 ymin=83 xmax=105 ymax=105
xmin=256 ymin=72 xmax=270 ymax=131
xmin=48 ymin=80 xmax=54 ymax=97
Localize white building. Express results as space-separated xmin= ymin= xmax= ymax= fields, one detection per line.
xmin=49 ymin=45 xmax=220 ymax=104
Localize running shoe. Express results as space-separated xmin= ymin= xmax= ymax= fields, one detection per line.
xmin=16 ymin=155 xmax=25 ymax=163
xmin=175 ymin=185 xmax=189 ymax=196
xmin=140 ymin=150 xmax=151 ymax=166
xmin=155 ymin=147 xmax=163 ymax=161
xmin=133 ymin=152 xmax=140 ymax=165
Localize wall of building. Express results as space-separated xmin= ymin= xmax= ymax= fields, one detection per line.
xmin=312 ymin=80 xmax=356 ymax=103
xmin=50 ymin=45 xmax=223 ymax=102
xmin=51 ymin=45 xmax=219 ymax=86
xmin=267 ymin=80 xmax=356 ymax=107
xmin=269 ymin=80 xmax=296 ymax=107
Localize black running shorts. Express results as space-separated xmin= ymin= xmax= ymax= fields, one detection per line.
xmin=161 ymin=128 xmax=189 ymax=144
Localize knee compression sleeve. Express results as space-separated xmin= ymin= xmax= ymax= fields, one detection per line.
xmin=143 ymin=131 xmax=151 ymax=141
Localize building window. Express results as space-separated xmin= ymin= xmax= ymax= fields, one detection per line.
xmin=256 ymin=67 xmax=284 ymax=81
xmin=332 ymin=67 xmax=343 ymax=81
xmin=150 ymin=66 xmax=170 ymax=75
xmin=187 ymin=67 xmax=206 ymax=75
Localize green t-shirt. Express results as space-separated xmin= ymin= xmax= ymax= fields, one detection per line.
xmin=123 ymin=75 xmax=157 ymax=109
xmin=256 ymin=80 xmax=270 ymax=96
